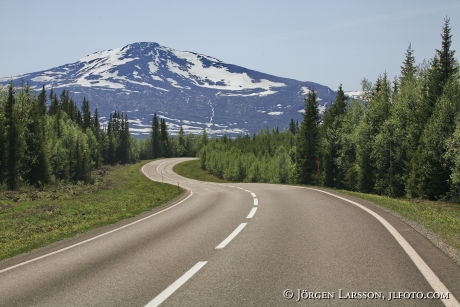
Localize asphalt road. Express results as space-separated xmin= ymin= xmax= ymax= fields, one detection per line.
xmin=1 ymin=158 xmax=459 ymax=306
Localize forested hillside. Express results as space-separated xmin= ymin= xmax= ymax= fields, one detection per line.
xmin=0 ymin=85 xmax=136 ymax=190
xmin=199 ymin=18 xmax=460 ymax=201
xmin=0 ymin=84 xmax=203 ymax=190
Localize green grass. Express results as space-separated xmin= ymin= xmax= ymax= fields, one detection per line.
xmin=173 ymin=159 xmax=230 ymax=183
xmin=336 ymin=190 xmax=460 ymax=250
xmin=175 ymin=159 xmax=460 ymax=251
xmin=0 ymin=161 xmax=183 ymax=261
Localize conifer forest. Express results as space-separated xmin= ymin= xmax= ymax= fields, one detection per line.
xmin=1 ymin=18 xmax=460 ymax=202
xmin=199 ymin=18 xmax=460 ymax=201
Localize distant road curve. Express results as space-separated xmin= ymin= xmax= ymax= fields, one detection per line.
xmin=0 ymin=158 xmax=459 ymax=307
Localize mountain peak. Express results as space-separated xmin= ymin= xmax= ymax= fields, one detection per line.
xmin=1 ymin=42 xmax=336 ymax=136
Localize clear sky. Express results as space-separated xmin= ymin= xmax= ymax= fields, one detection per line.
xmin=1 ymin=0 xmax=459 ymax=90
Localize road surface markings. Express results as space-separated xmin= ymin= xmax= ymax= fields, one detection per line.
xmin=253 ymin=198 xmax=259 ymax=206
xmin=305 ymin=187 xmax=459 ymax=307
xmin=216 ymin=223 xmax=247 ymax=249
xmin=246 ymin=207 xmax=258 ymax=219
xmin=145 ymin=261 xmax=208 ymax=307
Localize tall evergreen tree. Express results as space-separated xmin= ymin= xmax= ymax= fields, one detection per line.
xmin=25 ymin=88 xmax=49 ymax=186
xmin=321 ymin=85 xmax=348 ymax=187
xmin=119 ymin=114 xmax=130 ymax=164
xmin=0 ymin=92 xmax=5 ymax=184
xmin=356 ymin=74 xmax=391 ymax=193
xmin=400 ymin=44 xmax=416 ymax=84
xmin=160 ymin=118 xmax=170 ymax=157
xmin=151 ymin=113 xmax=161 ymax=158
xmin=437 ymin=17 xmax=457 ymax=86
xmin=37 ymin=85 xmax=47 ymax=115
xmin=289 ymin=118 xmax=299 ymax=135
xmin=5 ymin=83 xmax=18 ymax=190
xmin=81 ymin=97 xmax=91 ymax=130
xmin=297 ymin=90 xmax=320 ymax=184
xmin=176 ymin=126 xmax=186 ymax=157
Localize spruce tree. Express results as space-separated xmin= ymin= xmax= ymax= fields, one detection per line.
xmin=321 ymin=85 xmax=347 ymax=187
xmin=160 ymin=118 xmax=170 ymax=157
xmin=437 ymin=17 xmax=457 ymax=86
xmin=82 ymin=97 xmax=91 ymax=130
xmin=400 ymin=44 xmax=416 ymax=84
xmin=26 ymin=88 xmax=49 ymax=186
xmin=289 ymin=119 xmax=298 ymax=134
xmin=297 ymin=90 xmax=320 ymax=184
xmin=151 ymin=113 xmax=161 ymax=158
xmin=0 ymin=93 xmax=5 ymax=184
xmin=6 ymin=83 xmax=18 ymax=190
xmin=119 ymin=114 xmax=130 ymax=164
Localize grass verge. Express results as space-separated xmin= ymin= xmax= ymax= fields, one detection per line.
xmin=0 ymin=161 xmax=183 ymax=261
xmin=336 ymin=190 xmax=460 ymax=251
xmin=175 ymin=159 xmax=460 ymax=251
xmin=173 ymin=159 xmax=229 ymax=183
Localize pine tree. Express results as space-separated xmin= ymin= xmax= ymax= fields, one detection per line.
xmin=409 ymin=79 xmax=460 ymax=199
xmin=445 ymin=115 xmax=460 ymax=199
xmin=151 ymin=113 xmax=161 ymax=158
xmin=92 ymin=108 xmax=100 ymax=132
xmin=26 ymin=88 xmax=49 ymax=186
xmin=297 ymin=90 xmax=320 ymax=184
xmin=119 ymin=114 xmax=130 ymax=164
xmin=321 ymin=85 xmax=348 ymax=187
xmin=289 ymin=118 xmax=299 ymax=134
xmin=176 ymin=126 xmax=186 ymax=157
xmin=37 ymin=85 xmax=47 ymax=115
xmin=400 ymin=44 xmax=416 ymax=84
xmin=82 ymin=97 xmax=91 ymax=130
xmin=356 ymin=74 xmax=391 ymax=193
xmin=0 ymin=92 xmax=5 ymax=184
xmin=437 ymin=17 xmax=457 ymax=86
xmin=6 ymin=83 xmax=18 ymax=190
xmin=160 ymin=118 xmax=170 ymax=157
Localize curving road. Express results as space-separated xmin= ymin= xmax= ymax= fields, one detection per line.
xmin=1 ymin=158 xmax=459 ymax=306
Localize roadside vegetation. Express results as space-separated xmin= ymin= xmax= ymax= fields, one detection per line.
xmin=174 ymin=159 xmax=460 ymax=251
xmin=0 ymin=161 xmax=183 ymax=260
xmin=198 ymin=18 xmax=460 ymax=202
xmin=173 ymin=159 xmax=229 ymax=183
xmin=179 ymin=18 xmax=460 ymax=252
xmin=1 ymin=17 xmax=459 ymax=261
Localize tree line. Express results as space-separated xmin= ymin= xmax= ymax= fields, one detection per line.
xmin=0 ymin=85 xmax=136 ymax=189
xmin=0 ymin=84 xmax=203 ymax=190
xmin=199 ymin=18 xmax=460 ymax=201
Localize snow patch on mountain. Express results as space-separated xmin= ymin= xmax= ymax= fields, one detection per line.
xmin=1 ymin=41 xmax=337 ymax=136
xmin=167 ymin=49 xmax=286 ymax=91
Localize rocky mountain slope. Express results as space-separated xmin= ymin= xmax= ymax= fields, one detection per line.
xmin=1 ymin=42 xmax=336 ymax=136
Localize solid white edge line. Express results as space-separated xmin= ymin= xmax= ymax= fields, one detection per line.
xmin=304 ymin=187 xmax=459 ymax=307
xmin=216 ymin=223 xmax=247 ymax=249
xmin=0 ymin=162 xmax=192 ymax=275
xmin=246 ymin=207 xmax=258 ymax=219
xmin=145 ymin=261 xmax=207 ymax=307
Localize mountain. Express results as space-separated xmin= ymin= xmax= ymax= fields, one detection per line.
xmin=0 ymin=42 xmax=336 ymax=136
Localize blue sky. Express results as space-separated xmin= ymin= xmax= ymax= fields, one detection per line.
xmin=1 ymin=0 xmax=459 ymax=90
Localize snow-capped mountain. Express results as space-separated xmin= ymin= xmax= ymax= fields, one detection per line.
xmin=0 ymin=42 xmax=336 ymax=136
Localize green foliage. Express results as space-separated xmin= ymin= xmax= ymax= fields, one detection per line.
xmin=320 ymin=84 xmax=347 ymax=187
xmin=445 ymin=115 xmax=460 ymax=199
xmin=196 ymin=18 xmax=460 ymax=202
xmin=0 ymin=86 xmax=137 ymax=190
xmin=0 ymin=162 xmax=183 ymax=260
xmin=199 ymin=129 xmax=297 ymax=184
xmin=297 ymin=90 xmax=320 ymax=184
